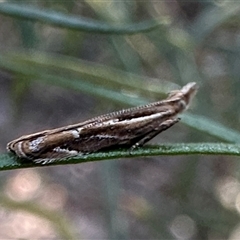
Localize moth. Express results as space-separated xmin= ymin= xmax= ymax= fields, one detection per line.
xmin=7 ymin=82 xmax=198 ymax=164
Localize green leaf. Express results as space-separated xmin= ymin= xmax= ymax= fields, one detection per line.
xmin=7 ymin=51 xmax=178 ymax=97
xmin=1 ymin=143 xmax=240 ymax=171
xmin=182 ymin=113 xmax=240 ymax=143
xmin=0 ymin=3 xmax=165 ymax=34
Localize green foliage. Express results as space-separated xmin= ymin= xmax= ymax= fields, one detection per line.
xmin=0 ymin=3 xmax=163 ymax=34
xmin=1 ymin=51 xmax=240 ymax=169
xmin=2 ymin=143 xmax=240 ymax=171
xmin=1 ymin=1 xmax=240 ymax=239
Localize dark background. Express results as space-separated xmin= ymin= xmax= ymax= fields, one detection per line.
xmin=0 ymin=1 xmax=240 ymax=239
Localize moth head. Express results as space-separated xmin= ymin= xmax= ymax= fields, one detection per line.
xmin=180 ymin=82 xmax=198 ymax=107
xmin=168 ymin=82 xmax=198 ymax=109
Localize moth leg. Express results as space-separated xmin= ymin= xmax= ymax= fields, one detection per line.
xmin=131 ymin=117 xmax=180 ymax=149
xmin=31 ymin=147 xmax=80 ymax=164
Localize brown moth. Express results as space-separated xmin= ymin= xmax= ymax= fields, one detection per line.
xmin=7 ymin=82 xmax=198 ymax=164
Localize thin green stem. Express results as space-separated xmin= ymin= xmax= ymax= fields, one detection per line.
xmin=0 ymin=3 xmax=165 ymax=34
xmin=1 ymin=143 xmax=240 ymax=171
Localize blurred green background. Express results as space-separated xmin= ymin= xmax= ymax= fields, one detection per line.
xmin=0 ymin=1 xmax=240 ymax=239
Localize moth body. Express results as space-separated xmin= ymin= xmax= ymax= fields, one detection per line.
xmin=7 ymin=82 xmax=198 ymax=164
